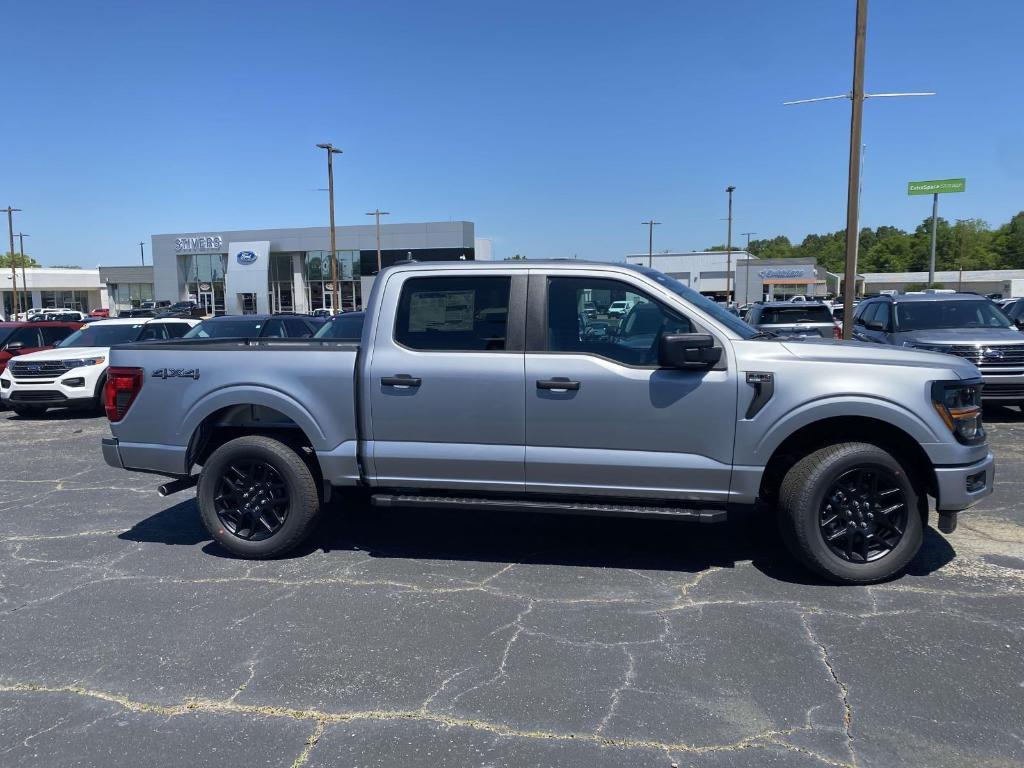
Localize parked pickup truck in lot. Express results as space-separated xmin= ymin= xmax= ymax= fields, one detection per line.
xmin=102 ymin=261 xmax=995 ymax=584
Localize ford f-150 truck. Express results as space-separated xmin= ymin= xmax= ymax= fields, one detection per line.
xmin=101 ymin=261 xmax=995 ymax=584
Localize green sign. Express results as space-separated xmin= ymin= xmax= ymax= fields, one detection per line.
xmin=907 ymin=178 xmax=966 ymax=195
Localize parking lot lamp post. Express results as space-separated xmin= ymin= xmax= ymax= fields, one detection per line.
xmin=641 ymin=220 xmax=661 ymax=268
xmin=725 ymin=186 xmax=735 ymax=304
xmin=365 ymin=209 xmax=390 ymax=274
xmin=316 ymin=143 xmax=343 ymax=314
xmin=139 ymin=241 xmax=145 ymax=266
xmin=4 ymin=207 xmax=21 ymax=318
xmin=16 ymin=233 xmax=29 ymax=312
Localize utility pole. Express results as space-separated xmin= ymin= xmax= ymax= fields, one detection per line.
xmin=365 ymin=209 xmax=391 ymax=274
xmin=4 ymin=207 xmax=21 ymax=319
xmin=139 ymin=241 xmax=145 ymax=266
xmin=725 ymin=186 xmax=736 ymax=305
xmin=741 ymin=232 xmax=757 ymax=250
xmin=316 ymin=143 xmax=343 ymax=314
xmin=16 ymin=233 xmax=29 ymax=313
xmin=955 ymin=218 xmax=968 ymax=292
xmin=641 ymin=220 xmax=661 ymax=268
xmin=783 ymin=0 xmax=934 ymax=338
xmin=842 ymin=0 xmax=867 ymax=337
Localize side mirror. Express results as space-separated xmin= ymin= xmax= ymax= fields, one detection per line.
xmin=865 ymin=320 xmax=885 ymax=332
xmin=659 ymin=333 xmax=722 ymax=369
xmin=5 ymin=341 xmax=25 ymax=352
xmin=1015 ymin=319 xmax=1024 ymax=331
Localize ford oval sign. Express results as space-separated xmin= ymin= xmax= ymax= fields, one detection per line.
xmin=236 ymin=251 xmax=258 ymax=265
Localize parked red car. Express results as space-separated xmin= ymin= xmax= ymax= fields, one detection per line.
xmin=0 ymin=321 xmax=85 ymax=375
xmin=89 ymin=308 xmax=111 ymax=318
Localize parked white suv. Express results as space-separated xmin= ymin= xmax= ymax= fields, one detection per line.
xmin=0 ymin=317 xmax=197 ymax=416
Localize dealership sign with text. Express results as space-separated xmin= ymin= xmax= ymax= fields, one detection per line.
xmin=175 ymin=235 xmax=224 ymax=252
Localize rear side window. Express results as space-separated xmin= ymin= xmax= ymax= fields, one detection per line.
xmin=262 ymin=319 xmax=287 ymax=338
xmin=6 ymin=327 xmax=42 ymax=348
xmin=40 ymin=326 xmax=75 ymax=345
xmin=394 ymin=276 xmax=510 ymax=351
xmin=162 ymin=323 xmax=191 ymax=339
xmin=284 ymin=319 xmax=313 ymax=338
xmin=759 ymin=306 xmax=833 ymax=324
xmin=136 ymin=324 xmax=169 ymax=341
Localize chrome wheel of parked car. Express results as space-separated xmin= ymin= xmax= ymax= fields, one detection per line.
xmin=819 ymin=466 xmax=908 ymax=563
xmin=213 ymin=461 xmax=290 ymax=541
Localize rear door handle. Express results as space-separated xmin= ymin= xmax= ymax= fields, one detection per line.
xmin=536 ymin=378 xmax=580 ymax=391
xmin=381 ymin=375 xmax=422 ymax=387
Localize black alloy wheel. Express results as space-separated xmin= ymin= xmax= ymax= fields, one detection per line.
xmin=213 ymin=461 xmax=290 ymax=541
xmin=819 ymin=466 xmax=909 ymax=563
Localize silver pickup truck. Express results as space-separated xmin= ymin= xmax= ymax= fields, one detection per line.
xmin=101 ymin=261 xmax=994 ymax=584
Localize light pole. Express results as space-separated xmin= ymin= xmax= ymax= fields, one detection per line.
xmin=741 ymin=231 xmax=757 ymax=250
xmin=316 ymin=143 xmax=343 ymax=314
xmin=641 ymin=220 xmax=661 ymax=268
xmin=4 ymin=207 xmax=21 ymax=318
xmin=725 ymin=186 xmax=736 ymax=305
xmin=16 ymin=233 xmax=29 ymax=312
xmin=365 ymin=209 xmax=390 ymax=274
xmin=783 ymin=0 xmax=934 ymax=337
xmin=139 ymin=241 xmax=145 ymax=266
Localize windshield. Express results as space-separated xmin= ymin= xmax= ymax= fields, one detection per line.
xmin=894 ymin=300 xmax=1013 ymax=331
xmin=59 ymin=323 xmax=145 ymax=347
xmin=314 ymin=314 xmax=364 ymax=340
xmin=760 ymin=306 xmax=833 ymax=324
xmin=0 ymin=326 xmax=16 ymax=346
xmin=626 ymin=264 xmax=758 ymax=339
xmin=184 ymin=319 xmax=263 ymax=339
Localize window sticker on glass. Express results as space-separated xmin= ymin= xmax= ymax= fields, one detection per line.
xmin=408 ymin=290 xmax=475 ymax=332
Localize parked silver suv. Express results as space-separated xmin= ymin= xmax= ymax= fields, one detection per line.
xmin=852 ymin=293 xmax=1024 ymax=402
xmin=744 ymin=301 xmax=841 ymax=339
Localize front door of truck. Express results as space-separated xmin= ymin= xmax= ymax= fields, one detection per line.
xmin=524 ymin=272 xmax=738 ymax=502
xmin=365 ymin=270 xmax=527 ymax=492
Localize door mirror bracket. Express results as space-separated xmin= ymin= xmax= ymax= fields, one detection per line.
xmin=658 ymin=334 xmax=722 ymax=369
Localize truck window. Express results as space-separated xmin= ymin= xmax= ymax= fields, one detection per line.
xmin=394 ymin=276 xmax=511 ymax=351
xmin=546 ymin=277 xmax=692 ymax=366
xmin=40 ymin=326 xmax=75 ymax=345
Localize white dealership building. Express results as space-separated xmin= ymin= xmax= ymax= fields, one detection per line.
xmin=1 ymin=268 xmax=106 ymax=316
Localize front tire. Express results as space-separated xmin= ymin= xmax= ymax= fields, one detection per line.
xmin=197 ymin=435 xmax=322 ymax=558
xmin=778 ymin=442 xmax=923 ymax=584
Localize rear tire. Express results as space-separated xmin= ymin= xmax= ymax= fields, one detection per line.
xmin=197 ymin=435 xmax=322 ymax=558
xmin=778 ymin=441 xmax=923 ymax=584
xmin=10 ymin=404 xmax=46 ymax=417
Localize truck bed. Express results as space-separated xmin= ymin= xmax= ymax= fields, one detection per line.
xmin=105 ymin=338 xmax=361 ymax=483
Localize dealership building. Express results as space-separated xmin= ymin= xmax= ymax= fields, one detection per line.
xmin=149 ymin=221 xmax=478 ymax=315
xmin=1 ymin=268 xmax=106 ymax=317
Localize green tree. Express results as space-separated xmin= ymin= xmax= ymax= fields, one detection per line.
xmin=747 ymin=235 xmax=793 ymax=260
xmin=0 ymin=252 xmax=40 ymax=268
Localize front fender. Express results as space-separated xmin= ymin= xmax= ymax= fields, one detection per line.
xmin=179 ymin=384 xmax=329 ymax=451
xmin=738 ymin=394 xmax=949 ymax=467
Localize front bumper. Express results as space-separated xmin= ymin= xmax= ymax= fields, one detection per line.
xmin=0 ymin=367 xmax=99 ymax=406
xmin=934 ymin=452 xmax=995 ymax=511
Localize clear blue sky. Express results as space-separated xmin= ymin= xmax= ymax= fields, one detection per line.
xmin=3 ymin=0 xmax=1022 ymax=266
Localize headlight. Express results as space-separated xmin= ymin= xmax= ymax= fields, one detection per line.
xmin=931 ymin=381 xmax=985 ymax=445
xmin=63 ymin=357 xmax=105 ymax=368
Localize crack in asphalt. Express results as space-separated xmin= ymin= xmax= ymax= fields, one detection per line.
xmin=0 ymin=682 xmax=857 ymax=767
xmin=800 ymin=613 xmax=857 ymax=766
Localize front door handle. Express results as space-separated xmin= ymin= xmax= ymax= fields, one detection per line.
xmin=381 ymin=375 xmax=422 ymax=387
xmin=536 ymin=378 xmax=580 ymax=391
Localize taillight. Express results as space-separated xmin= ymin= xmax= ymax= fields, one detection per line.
xmin=833 ymin=323 xmax=842 ymax=340
xmin=105 ymin=367 xmax=143 ymax=422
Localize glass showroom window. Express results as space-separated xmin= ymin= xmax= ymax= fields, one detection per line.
xmin=305 ymin=251 xmax=360 ymax=312
xmin=181 ymin=253 xmax=228 ymax=315
xmin=40 ymin=290 xmax=90 ymax=312
xmin=269 ymin=253 xmax=295 ymax=313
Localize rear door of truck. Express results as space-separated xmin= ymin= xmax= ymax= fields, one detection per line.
xmin=364 ymin=268 xmax=527 ymax=492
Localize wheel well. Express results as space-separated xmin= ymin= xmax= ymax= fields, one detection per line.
xmin=759 ymin=416 xmax=936 ymax=511
xmin=188 ymin=405 xmax=317 ymax=472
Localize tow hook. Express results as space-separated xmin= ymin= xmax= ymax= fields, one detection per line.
xmin=938 ymin=511 xmax=958 ymax=534
xmin=157 ymin=475 xmax=199 ymax=497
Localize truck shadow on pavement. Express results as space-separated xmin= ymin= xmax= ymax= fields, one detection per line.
xmin=119 ymin=496 xmax=957 ymax=586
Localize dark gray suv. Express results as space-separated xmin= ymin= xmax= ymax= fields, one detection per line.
xmin=853 ymin=293 xmax=1024 ymax=402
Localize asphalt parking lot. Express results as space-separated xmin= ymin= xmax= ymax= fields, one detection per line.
xmin=0 ymin=410 xmax=1021 ymax=768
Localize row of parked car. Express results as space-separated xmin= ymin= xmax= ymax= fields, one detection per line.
xmin=0 ymin=311 xmax=365 ymax=417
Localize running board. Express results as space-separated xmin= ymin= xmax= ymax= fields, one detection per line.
xmin=370 ymin=494 xmax=727 ymax=523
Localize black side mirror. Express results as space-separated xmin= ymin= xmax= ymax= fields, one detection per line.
xmin=1015 ymin=319 xmax=1024 ymax=331
xmin=5 ymin=341 xmax=25 ymax=352
xmin=865 ymin=320 xmax=885 ymax=332
xmin=659 ymin=333 xmax=722 ymax=369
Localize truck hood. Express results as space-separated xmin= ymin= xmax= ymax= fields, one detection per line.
xmin=778 ymin=338 xmax=980 ymax=380
xmin=14 ymin=346 xmax=109 ymax=361
xmin=892 ymin=328 xmax=1024 ymax=345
